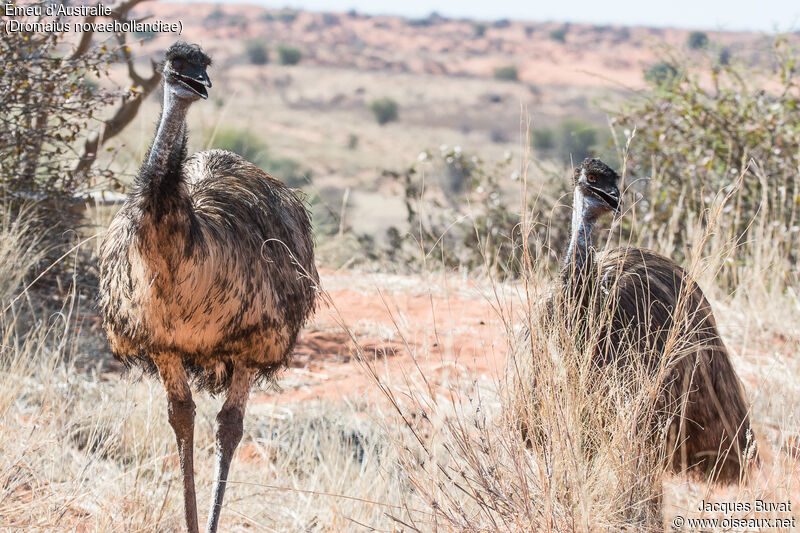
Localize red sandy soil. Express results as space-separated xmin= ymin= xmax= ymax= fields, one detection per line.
xmin=254 ymin=268 xmax=512 ymax=405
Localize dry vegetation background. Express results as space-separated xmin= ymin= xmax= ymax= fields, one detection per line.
xmin=1 ymin=2 xmax=800 ymax=531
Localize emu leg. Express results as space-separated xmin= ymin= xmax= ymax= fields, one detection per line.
xmin=154 ymin=356 xmax=199 ymax=533
xmin=206 ymin=366 xmax=254 ymax=533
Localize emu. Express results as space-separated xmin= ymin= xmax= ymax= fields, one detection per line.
xmin=99 ymin=42 xmax=318 ymax=533
xmin=560 ymin=158 xmax=753 ymax=483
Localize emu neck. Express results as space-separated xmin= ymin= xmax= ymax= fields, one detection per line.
xmin=563 ymin=187 xmax=597 ymax=284
xmin=135 ymin=85 xmax=192 ymax=223
xmin=147 ymin=87 xmax=189 ymax=176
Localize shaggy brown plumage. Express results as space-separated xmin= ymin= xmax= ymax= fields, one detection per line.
xmin=558 ymin=158 xmax=754 ymax=483
xmin=98 ymin=42 xmax=317 ymax=533
xmin=100 ymin=149 xmax=317 ymax=392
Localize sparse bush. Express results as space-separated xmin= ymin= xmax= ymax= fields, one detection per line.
xmin=530 ymin=121 xmax=608 ymax=162
xmin=205 ymin=7 xmax=225 ymax=23
xmin=276 ymin=9 xmax=298 ymax=23
xmin=471 ymin=22 xmax=486 ymax=37
xmin=0 ymin=10 xmax=119 ymax=239
xmin=224 ymin=14 xmax=248 ymax=27
xmin=369 ymin=97 xmax=399 ymax=125
xmin=644 ymin=60 xmax=681 ymax=87
xmin=245 ymin=40 xmax=269 ymax=65
xmin=492 ymin=18 xmax=510 ymax=29
xmin=211 ymin=128 xmax=310 ymax=187
xmin=493 ymin=65 xmax=518 ymax=81
xmin=277 ymin=45 xmax=302 ymax=65
xmin=388 ymin=146 xmax=566 ymax=278
xmin=347 ymin=133 xmax=359 ymax=150
xmin=549 ymin=27 xmax=567 ymax=43
xmin=612 ymin=26 xmax=631 ymax=43
xmin=321 ymin=13 xmax=340 ymax=26
xmin=532 ymin=127 xmax=556 ymax=152
xmin=687 ymin=30 xmax=709 ymax=49
xmin=407 ymin=12 xmax=443 ymax=27
xmin=211 ymin=129 xmax=266 ymax=163
xmin=558 ymin=119 xmax=599 ymax=162
xmin=613 ymin=38 xmax=800 ymax=275
xmin=489 ymin=128 xmax=508 ymax=143
xmin=718 ymin=47 xmax=733 ymax=66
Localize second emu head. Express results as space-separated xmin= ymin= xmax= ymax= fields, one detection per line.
xmin=163 ymin=42 xmax=213 ymax=101
xmin=573 ymin=158 xmax=622 ymax=218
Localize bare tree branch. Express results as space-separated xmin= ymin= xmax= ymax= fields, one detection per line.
xmin=73 ymin=0 xmax=162 ymax=176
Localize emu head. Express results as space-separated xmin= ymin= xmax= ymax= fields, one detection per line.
xmin=163 ymin=42 xmax=212 ymax=101
xmin=573 ymin=158 xmax=621 ymax=217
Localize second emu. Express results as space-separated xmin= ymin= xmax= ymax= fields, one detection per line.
xmin=99 ymin=42 xmax=318 ymax=533
xmin=558 ymin=158 xmax=754 ymax=482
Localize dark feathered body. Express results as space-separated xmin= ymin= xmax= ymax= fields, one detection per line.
xmin=553 ymin=158 xmax=754 ymax=483
xmin=571 ymin=247 xmax=753 ymax=481
xmin=99 ymin=149 xmax=318 ymax=393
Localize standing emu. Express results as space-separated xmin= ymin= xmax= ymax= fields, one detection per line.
xmin=560 ymin=158 xmax=753 ymax=483
xmin=99 ymin=42 xmax=318 ymax=533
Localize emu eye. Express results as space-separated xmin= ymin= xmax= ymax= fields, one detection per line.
xmin=587 ymin=174 xmax=596 ymax=183
xmin=172 ymin=58 xmax=184 ymax=71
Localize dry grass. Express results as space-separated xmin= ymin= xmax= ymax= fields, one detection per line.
xmin=0 ymin=149 xmax=798 ymax=533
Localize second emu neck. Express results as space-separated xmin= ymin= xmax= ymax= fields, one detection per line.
xmin=563 ymin=187 xmax=596 ymax=284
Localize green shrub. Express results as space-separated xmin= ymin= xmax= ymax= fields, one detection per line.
xmin=205 ymin=7 xmax=225 ymax=23
xmin=369 ymin=98 xmax=399 ymax=125
xmin=211 ymin=128 xmax=310 ymax=187
xmin=687 ymin=31 xmax=709 ymax=49
xmin=530 ymin=121 xmax=609 ymax=162
xmin=493 ymin=65 xmax=518 ymax=82
xmin=211 ymin=129 xmax=266 ymax=163
xmin=644 ymin=61 xmax=680 ymax=87
xmin=472 ymin=22 xmax=487 ymax=37
xmin=245 ymin=40 xmax=269 ymax=65
xmin=276 ymin=9 xmax=298 ymax=23
xmin=277 ymin=45 xmax=302 ymax=65
xmin=549 ymin=27 xmax=567 ymax=43
xmin=387 ymin=146 xmax=566 ymax=278
xmin=613 ymin=38 xmax=800 ymax=272
xmin=532 ymin=127 xmax=556 ymax=151
xmin=718 ymin=47 xmax=732 ymax=66
xmin=558 ymin=120 xmax=599 ymax=162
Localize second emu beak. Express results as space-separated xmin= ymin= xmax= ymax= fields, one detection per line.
xmin=588 ymin=184 xmax=621 ymax=214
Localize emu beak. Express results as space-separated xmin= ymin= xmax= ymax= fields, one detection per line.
xmin=588 ymin=184 xmax=621 ymax=214
xmin=175 ymin=67 xmax=212 ymax=99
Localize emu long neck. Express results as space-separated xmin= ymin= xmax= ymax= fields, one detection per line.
xmin=563 ymin=187 xmax=596 ymax=284
xmin=135 ymin=85 xmax=191 ymax=220
xmin=147 ymin=87 xmax=188 ymax=176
